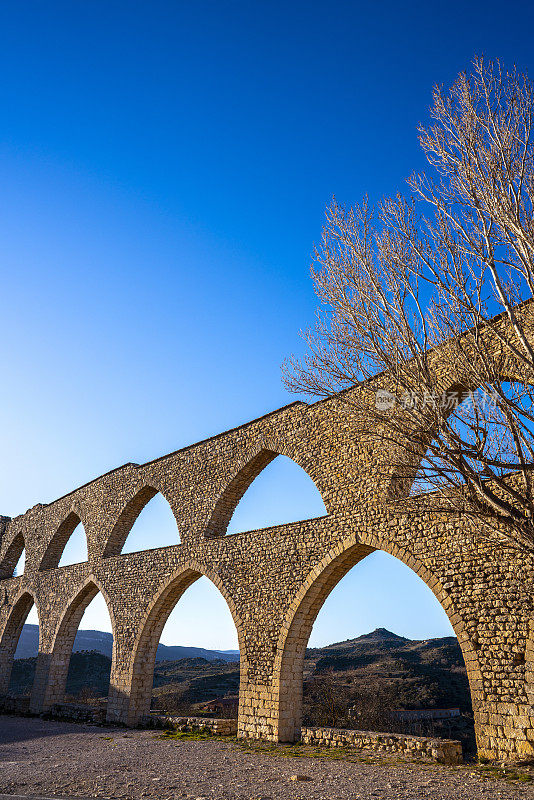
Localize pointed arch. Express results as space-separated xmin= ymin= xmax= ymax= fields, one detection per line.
xmin=205 ymin=450 xmax=278 ymax=538
xmin=41 ymin=576 xmax=115 ymax=710
xmin=227 ymin=454 xmax=327 ymax=535
xmin=39 ymin=512 xmax=88 ymax=571
xmin=0 ymin=532 xmax=25 ymax=579
xmin=0 ymin=590 xmax=39 ymax=695
xmin=103 ymin=486 xmax=180 ymax=558
xmin=205 ymin=448 xmax=327 ymax=538
xmin=272 ymin=534 xmax=482 ymax=743
xmin=118 ymin=562 xmax=244 ymax=726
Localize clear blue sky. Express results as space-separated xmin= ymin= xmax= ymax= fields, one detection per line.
xmin=5 ymin=0 xmax=534 ymax=649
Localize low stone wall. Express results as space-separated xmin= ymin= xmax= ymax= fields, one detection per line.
xmin=301 ymin=726 xmax=463 ymax=764
xmin=144 ymin=714 xmax=237 ymax=735
xmin=45 ymin=702 xmax=107 ymax=724
xmin=0 ymin=694 xmax=30 ymax=714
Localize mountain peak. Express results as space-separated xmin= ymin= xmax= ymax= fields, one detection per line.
xmin=358 ymin=627 xmax=409 ymax=642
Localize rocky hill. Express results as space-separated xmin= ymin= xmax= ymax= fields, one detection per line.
xmin=304 ymin=627 xmax=472 ymax=712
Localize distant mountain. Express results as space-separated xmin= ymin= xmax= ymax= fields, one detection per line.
xmin=312 ymin=628 xmax=410 ymax=651
xmin=14 ymin=624 xmax=240 ymax=663
xmin=355 ymin=627 xmax=410 ymax=643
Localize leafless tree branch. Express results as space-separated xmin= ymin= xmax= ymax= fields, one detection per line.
xmin=283 ymin=57 xmax=534 ymax=550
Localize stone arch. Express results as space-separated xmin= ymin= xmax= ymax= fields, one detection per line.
xmin=39 ymin=511 xmax=88 ymax=571
xmin=205 ymin=447 xmax=327 ymax=538
xmin=272 ymin=532 xmax=482 ymax=744
xmin=118 ymin=561 xmax=245 ymax=727
xmin=103 ymin=485 xmax=179 ymax=557
xmin=0 ymin=589 xmax=39 ymax=694
xmin=0 ymin=532 xmax=25 ymax=579
xmin=41 ymin=576 xmax=116 ymax=710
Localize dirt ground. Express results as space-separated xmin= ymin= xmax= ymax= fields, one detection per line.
xmin=1 ymin=715 xmax=534 ymax=800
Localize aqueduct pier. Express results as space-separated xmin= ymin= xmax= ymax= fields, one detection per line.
xmin=1 ymin=382 xmax=534 ymax=762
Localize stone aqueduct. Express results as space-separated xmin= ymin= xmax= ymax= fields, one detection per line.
xmin=1 ymin=380 xmax=534 ymax=762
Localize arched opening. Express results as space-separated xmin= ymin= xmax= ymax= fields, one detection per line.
xmin=207 ymin=450 xmax=327 ymax=537
xmin=275 ymin=543 xmax=477 ymax=756
xmin=42 ymin=582 xmax=113 ymax=713
xmin=227 ymin=455 xmax=327 ymax=534
xmin=0 ymin=532 xmax=25 ymax=578
xmin=125 ymin=568 xmax=241 ymax=727
xmin=58 ymin=521 xmax=88 ymax=567
xmin=40 ymin=513 xmax=88 ymax=571
xmin=0 ymin=593 xmax=38 ymax=704
xmin=103 ymin=488 xmax=180 ymax=557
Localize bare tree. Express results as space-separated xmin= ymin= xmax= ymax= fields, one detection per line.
xmin=305 ymin=672 xmax=351 ymax=728
xmin=283 ymin=57 xmax=534 ymax=550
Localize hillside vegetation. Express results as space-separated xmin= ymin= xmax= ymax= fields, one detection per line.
xmin=304 ymin=627 xmax=471 ymax=712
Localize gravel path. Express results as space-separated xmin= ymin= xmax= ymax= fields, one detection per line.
xmin=1 ymin=715 xmax=534 ymax=800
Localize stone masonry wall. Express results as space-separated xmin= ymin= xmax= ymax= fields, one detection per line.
xmin=300 ymin=726 xmax=463 ymax=764
xmin=144 ymin=715 xmax=237 ymax=735
xmin=0 ymin=387 xmax=533 ymax=762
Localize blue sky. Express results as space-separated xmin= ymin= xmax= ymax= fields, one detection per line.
xmin=4 ymin=0 xmax=534 ymax=649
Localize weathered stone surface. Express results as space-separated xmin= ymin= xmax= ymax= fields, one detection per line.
xmin=0 ymin=387 xmax=533 ymax=763
xmin=301 ymin=726 xmax=463 ymax=764
xmin=45 ymin=702 xmax=106 ymax=724
xmin=0 ymin=693 xmax=30 ymax=714
xmin=144 ymin=714 xmax=237 ymax=735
